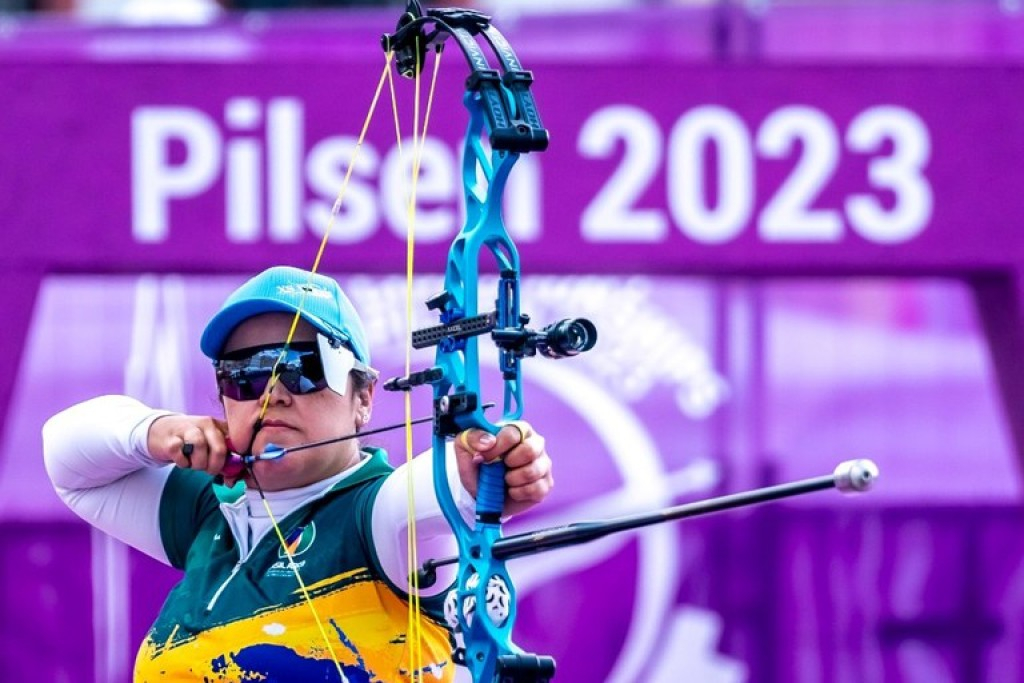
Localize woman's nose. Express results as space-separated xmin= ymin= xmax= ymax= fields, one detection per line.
xmin=264 ymin=375 xmax=294 ymax=404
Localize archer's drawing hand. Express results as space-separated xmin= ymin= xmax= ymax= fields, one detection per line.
xmin=148 ymin=414 xmax=230 ymax=477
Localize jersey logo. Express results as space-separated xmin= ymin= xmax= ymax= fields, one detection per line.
xmin=279 ymin=522 xmax=316 ymax=559
xmin=265 ymin=523 xmax=317 ymax=578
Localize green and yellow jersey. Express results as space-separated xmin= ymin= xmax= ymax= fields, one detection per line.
xmin=135 ymin=448 xmax=454 ymax=682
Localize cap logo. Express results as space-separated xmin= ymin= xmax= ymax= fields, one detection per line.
xmin=277 ymin=283 xmax=332 ymax=300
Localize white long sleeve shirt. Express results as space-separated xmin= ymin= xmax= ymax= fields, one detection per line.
xmin=42 ymin=394 xmax=475 ymax=595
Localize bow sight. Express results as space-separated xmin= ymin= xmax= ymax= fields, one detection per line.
xmin=491 ymin=317 xmax=598 ymax=360
xmin=383 ymin=279 xmax=597 ymax=430
xmin=384 ymin=275 xmax=597 ymax=394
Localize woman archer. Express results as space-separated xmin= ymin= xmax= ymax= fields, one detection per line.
xmin=43 ymin=265 xmax=554 ymax=682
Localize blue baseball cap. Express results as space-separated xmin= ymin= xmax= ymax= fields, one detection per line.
xmin=200 ymin=266 xmax=371 ymax=363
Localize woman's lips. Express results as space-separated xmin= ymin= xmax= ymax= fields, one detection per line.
xmin=260 ymin=420 xmax=295 ymax=431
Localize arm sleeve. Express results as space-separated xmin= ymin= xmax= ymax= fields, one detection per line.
xmin=370 ymin=443 xmax=476 ymax=597
xmin=42 ymin=395 xmax=179 ymax=565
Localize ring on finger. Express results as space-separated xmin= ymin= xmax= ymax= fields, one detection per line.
xmin=505 ymin=420 xmax=532 ymax=446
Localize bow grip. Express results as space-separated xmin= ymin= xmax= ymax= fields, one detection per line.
xmin=451 ymin=407 xmax=505 ymax=521
xmin=440 ymin=393 xmax=507 ymax=520
xmin=475 ymin=454 xmax=505 ymax=521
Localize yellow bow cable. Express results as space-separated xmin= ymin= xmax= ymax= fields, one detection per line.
xmin=247 ymin=54 xmax=396 ymax=682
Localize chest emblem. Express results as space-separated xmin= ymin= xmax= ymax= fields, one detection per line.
xmin=265 ymin=523 xmax=317 ymax=579
xmin=279 ymin=522 xmax=317 ymax=559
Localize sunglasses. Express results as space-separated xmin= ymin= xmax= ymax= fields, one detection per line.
xmin=216 ymin=342 xmax=325 ymax=401
xmin=216 ymin=340 xmax=374 ymax=401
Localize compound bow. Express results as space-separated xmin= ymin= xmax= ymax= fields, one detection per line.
xmin=380 ymin=4 xmax=585 ymax=681
xmin=377 ymin=5 xmax=878 ymax=683
xmin=239 ymin=4 xmax=878 ymax=681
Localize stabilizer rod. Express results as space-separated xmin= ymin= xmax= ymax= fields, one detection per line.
xmin=416 ymin=459 xmax=878 ymax=587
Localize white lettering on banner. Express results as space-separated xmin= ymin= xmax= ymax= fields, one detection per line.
xmin=305 ymin=136 xmax=380 ymax=244
xmin=579 ymin=105 xmax=666 ymax=242
xmin=225 ymin=98 xmax=262 ymax=242
xmin=579 ymin=103 xmax=933 ymax=245
xmin=757 ymin=106 xmax=842 ymax=242
xmin=267 ymin=98 xmax=303 ymax=242
xmin=129 ymin=97 xmax=541 ymax=244
xmin=381 ymin=137 xmax=456 ymax=243
xmin=845 ymin=106 xmax=933 ymax=243
xmin=668 ymin=106 xmax=753 ymax=244
xmin=132 ymin=107 xmax=222 ymax=242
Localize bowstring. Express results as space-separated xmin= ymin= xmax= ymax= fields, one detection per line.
xmin=400 ymin=37 xmax=444 ymax=681
xmin=243 ymin=54 xmax=396 ymax=682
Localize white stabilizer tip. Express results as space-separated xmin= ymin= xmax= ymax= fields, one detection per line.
xmin=833 ymin=459 xmax=879 ymax=493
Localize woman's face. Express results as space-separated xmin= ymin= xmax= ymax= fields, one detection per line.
xmin=220 ymin=312 xmax=374 ymax=491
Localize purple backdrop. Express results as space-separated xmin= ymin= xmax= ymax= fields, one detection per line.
xmin=5 ymin=7 xmax=1024 ymax=464
xmin=2 ymin=5 xmax=1024 ymax=683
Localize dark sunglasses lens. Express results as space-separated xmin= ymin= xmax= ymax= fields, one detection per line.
xmin=218 ymin=352 xmax=328 ymax=401
xmin=219 ymin=373 xmax=272 ymax=401
xmin=277 ymin=368 xmax=329 ymax=395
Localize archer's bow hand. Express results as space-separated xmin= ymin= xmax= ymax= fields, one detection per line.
xmin=148 ymin=414 xmax=230 ymax=477
xmin=454 ymin=422 xmax=553 ymax=517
